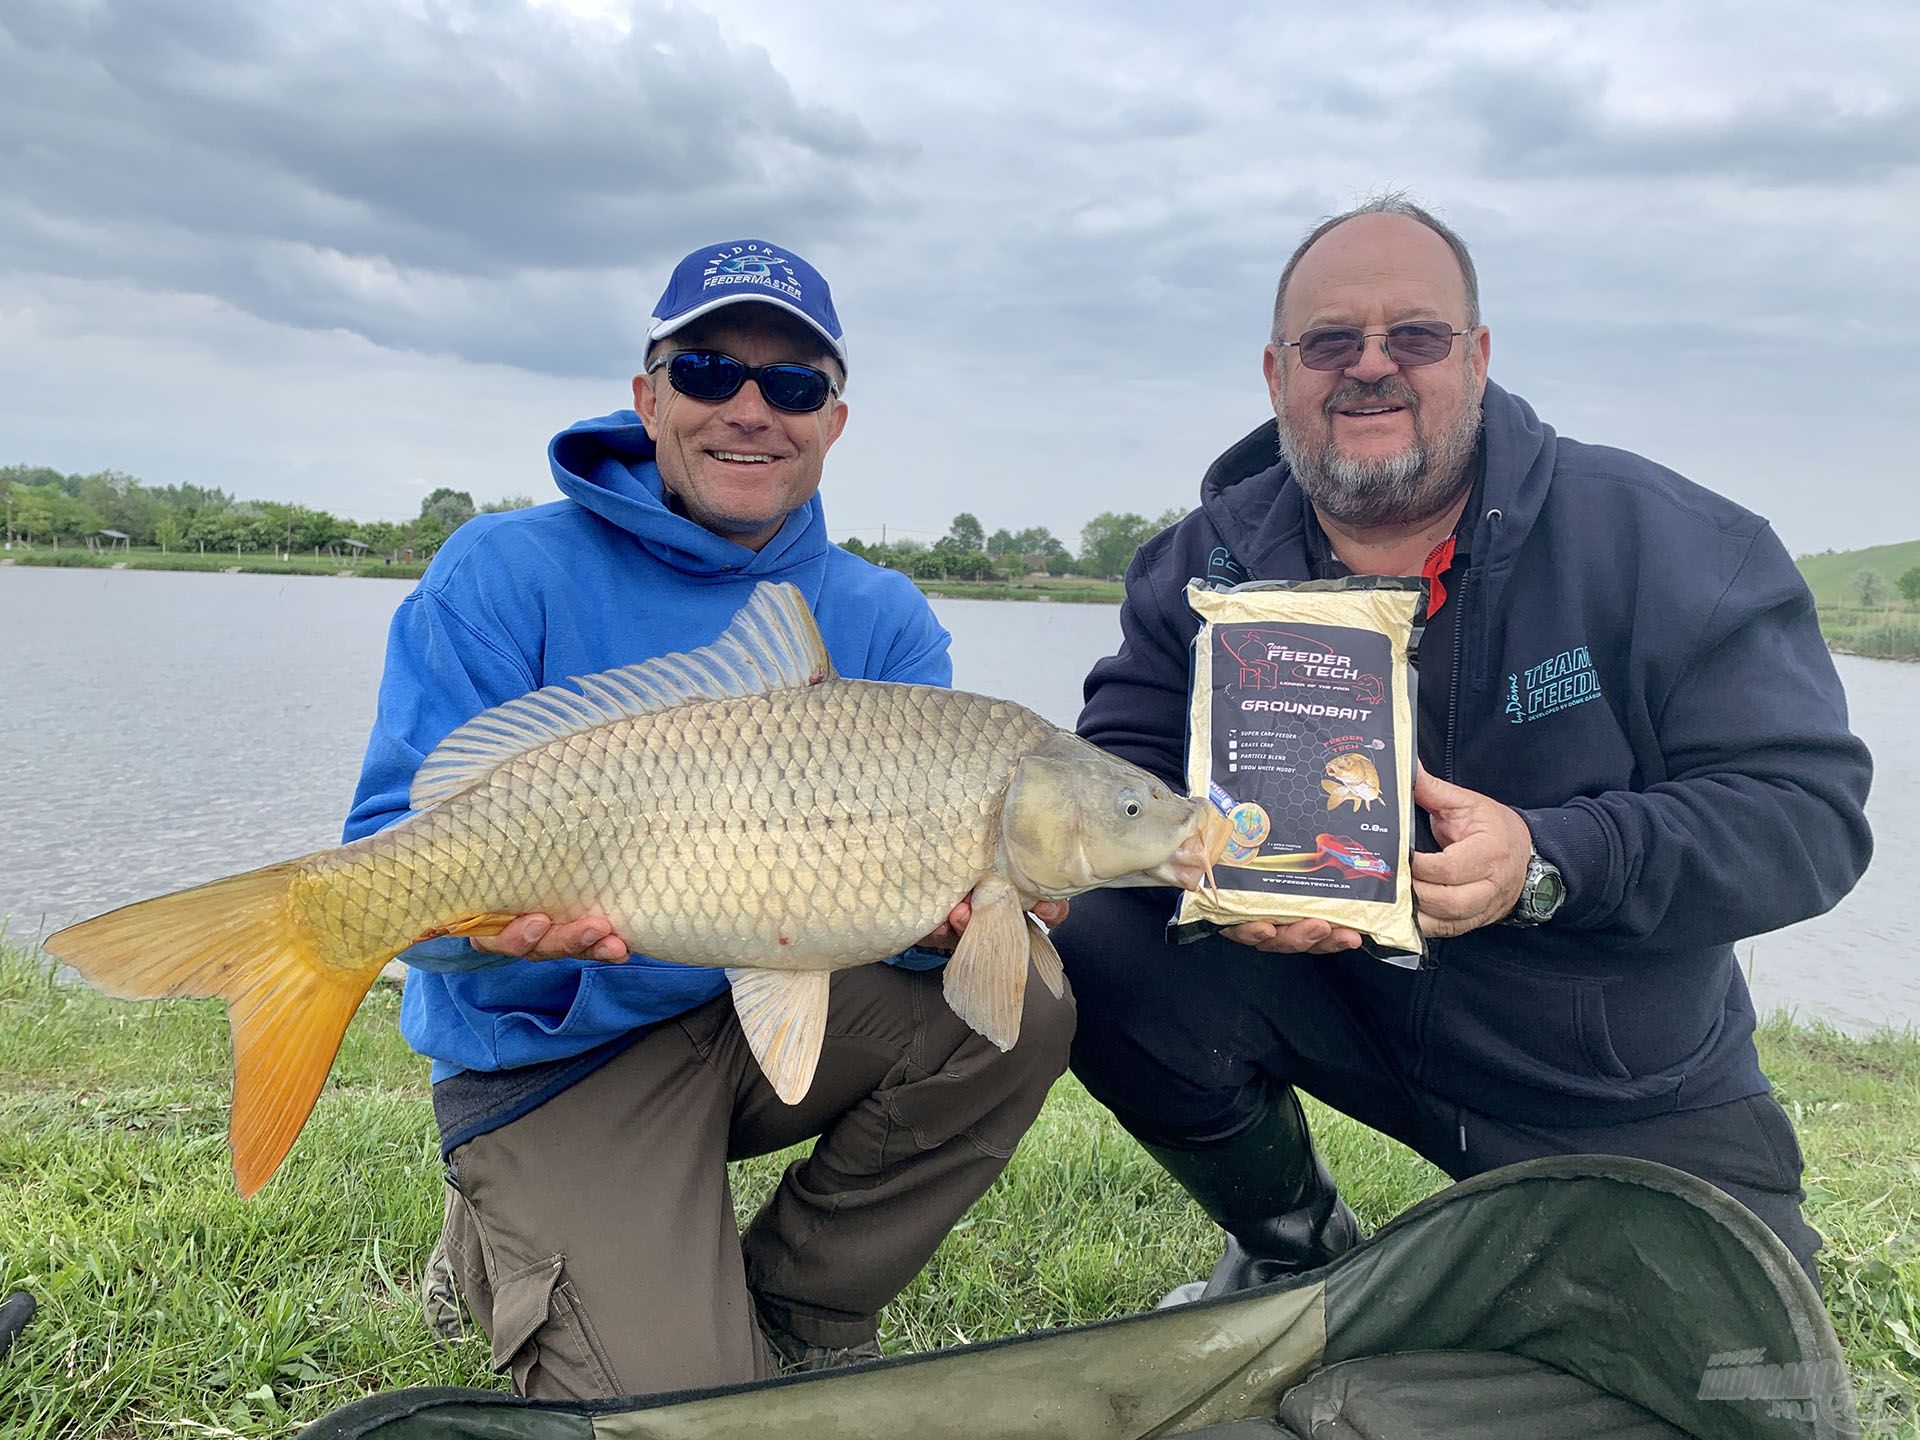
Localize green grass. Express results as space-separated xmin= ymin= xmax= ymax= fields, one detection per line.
xmin=2 ymin=942 xmax=1917 ymax=1435
xmin=1 ymin=545 xmax=427 ymax=581
xmin=1797 ymin=541 xmax=1920 ymax=610
xmin=1817 ymin=605 xmax=1920 ymax=662
xmin=914 ymin=575 xmax=1127 ymax=605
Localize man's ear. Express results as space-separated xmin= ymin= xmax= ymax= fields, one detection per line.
xmin=1262 ymin=344 xmax=1285 ymax=416
xmin=821 ymin=396 xmax=849 ymax=450
xmin=633 ymin=372 xmax=656 ymax=434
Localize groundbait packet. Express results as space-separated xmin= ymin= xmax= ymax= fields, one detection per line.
xmin=1174 ymin=577 xmax=1428 ymax=966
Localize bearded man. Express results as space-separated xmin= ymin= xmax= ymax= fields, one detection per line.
xmin=1053 ymin=195 xmax=1871 ymax=1294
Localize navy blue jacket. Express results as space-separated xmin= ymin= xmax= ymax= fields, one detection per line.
xmin=1080 ymin=382 xmax=1873 ymax=1124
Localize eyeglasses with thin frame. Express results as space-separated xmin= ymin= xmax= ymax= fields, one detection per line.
xmin=1276 ymin=321 xmax=1471 ymax=372
xmin=647 ymin=349 xmax=840 ymax=414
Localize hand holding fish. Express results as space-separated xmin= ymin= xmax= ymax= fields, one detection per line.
xmin=476 ymin=898 xmax=1070 ymax=963
xmin=1409 ymin=768 xmax=1531 ymax=937
xmin=919 ymin=897 xmax=1070 ymax=953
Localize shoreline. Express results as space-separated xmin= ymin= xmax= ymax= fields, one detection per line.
xmin=2 ymin=546 xmax=1128 ymax=604
xmin=12 ymin=550 xmax=1917 ymax=643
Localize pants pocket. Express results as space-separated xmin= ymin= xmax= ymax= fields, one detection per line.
xmin=487 ymin=1254 xmax=620 ymax=1399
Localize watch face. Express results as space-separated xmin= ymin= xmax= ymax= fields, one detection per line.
xmin=1531 ymin=866 xmax=1565 ymax=914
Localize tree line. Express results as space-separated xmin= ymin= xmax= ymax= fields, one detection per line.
xmin=845 ymin=508 xmax=1188 ymax=582
xmin=0 ymin=465 xmax=530 ymax=560
xmin=1 ymin=465 xmax=1191 ymax=581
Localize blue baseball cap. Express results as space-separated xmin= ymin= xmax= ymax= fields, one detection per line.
xmin=648 ymin=239 xmax=846 ymax=369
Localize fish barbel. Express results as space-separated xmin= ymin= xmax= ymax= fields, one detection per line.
xmin=46 ymin=582 xmax=1227 ymax=1196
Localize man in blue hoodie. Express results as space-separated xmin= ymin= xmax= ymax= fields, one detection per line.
xmin=344 ymin=240 xmax=1073 ymax=1398
xmin=1054 ymin=197 xmax=1871 ymax=1297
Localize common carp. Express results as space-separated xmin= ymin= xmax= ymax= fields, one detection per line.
xmin=1321 ymin=752 xmax=1383 ymax=812
xmin=46 ymin=582 xmax=1227 ymax=1196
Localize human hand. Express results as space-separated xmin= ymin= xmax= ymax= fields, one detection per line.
xmin=917 ymin=896 xmax=1070 ymax=952
xmin=1410 ymin=768 xmax=1532 ymax=937
xmin=470 ymin=913 xmax=630 ymax=963
xmin=1221 ymin=918 xmax=1364 ymax=954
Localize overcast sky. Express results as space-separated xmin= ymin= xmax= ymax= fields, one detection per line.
xmin=2 ymin=0 xmax=1915 ymax=556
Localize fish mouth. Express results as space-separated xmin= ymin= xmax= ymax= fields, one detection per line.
xmin=1149 ymin=809 xmax=1234 ymax=892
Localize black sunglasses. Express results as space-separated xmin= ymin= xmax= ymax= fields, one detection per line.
xmin=649 ymin=349 xmax=839 ymax=414
xmin=1276 ymin=321 xmax=1470 ymax=372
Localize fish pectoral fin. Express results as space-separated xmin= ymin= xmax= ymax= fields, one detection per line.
xmin=1025 ymin=914 xmax=1066 ymax=1001
xmin=1320 ymin=779 xmax=1345 ymax=797
xmin=725 ymin=967 xmax=831 ymax=1106
xmin=411 ymin=912 xmax=520 ymax=942
xmin=942 ymin=878 xmax=1030 ymax=1051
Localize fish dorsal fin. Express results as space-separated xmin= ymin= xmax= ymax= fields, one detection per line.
xmin=409 ymin=581 xmax=835 ymax=811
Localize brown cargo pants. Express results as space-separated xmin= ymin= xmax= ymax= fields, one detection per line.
xmin=435 ymin=962 xmax=1075 ymax=1399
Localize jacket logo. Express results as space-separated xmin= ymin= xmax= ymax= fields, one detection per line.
xmin=1203 ymin=546 xmax=1248 ymax=586
xmin=1505 ymin=646 xmax=1602 ymax=724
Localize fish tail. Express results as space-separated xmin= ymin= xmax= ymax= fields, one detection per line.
xmin=44 ymin=861 xmax=381 ymax=1197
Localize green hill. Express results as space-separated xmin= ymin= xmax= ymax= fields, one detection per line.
xmin=1795 ymin=539 xmax=1920 ymax=607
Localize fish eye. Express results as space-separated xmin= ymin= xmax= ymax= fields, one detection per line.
xmin=1119 ymin=788 xmax=1143 ymax=819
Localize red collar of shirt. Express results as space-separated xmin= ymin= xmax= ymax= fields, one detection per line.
xmin=1422 ymin=534 xmax=1458 ymax=614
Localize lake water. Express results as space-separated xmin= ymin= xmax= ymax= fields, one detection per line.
xmin=2 ymin=564 xmax=1913 ymax=1032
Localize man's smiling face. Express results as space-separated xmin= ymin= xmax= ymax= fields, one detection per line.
xmin=1264 ymin=212 xmax=1490 ymax=529
xmin=634 ymin=305 xmax=847 ymax=551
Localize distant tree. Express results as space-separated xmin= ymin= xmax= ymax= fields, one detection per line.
xmin=1854 ymin=570 xmax=1889 ymax=608
xmin=1079 ymin=511 xmax=1156 ymax=580
xmin=10 ymin=485 xmax=55 ymax=542
xmin=1012 ymin=526 xmax=1067 ymax=559
xmin=841 ymin=536 xmax=871 ymax=558
xmin=481 ymin=495 xmax=535 ymax=513
xmin=154 ymin=513 xmax=185 ymax=554
xmin=985 ymin=527 xmax=1018 ymax=556
xmin=1899 ymin=566 xmax=1920 ymax=605
xmin=946 ymin=512 xmax=985 ymax=553
xmin=420 ymin=487 xmax=477 ymax=531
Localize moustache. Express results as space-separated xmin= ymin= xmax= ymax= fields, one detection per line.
xmin=1323 ymin=379 xmax=1419 ymax=416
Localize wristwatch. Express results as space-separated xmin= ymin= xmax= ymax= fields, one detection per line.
xmin=1503 ymin=850 xmax=1565 ymax=927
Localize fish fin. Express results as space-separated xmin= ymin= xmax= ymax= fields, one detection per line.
xmin=42 ymin=860 xmax=382 ymax=1196
xmin=726 ymin=967 xmax=831 ymax=1105
xmin=1320 ymin=779 xmax=1344 ymax=797
xmin=941 ymin=878 xmax=1029 ymax=1051
xmin=411 ymin=581 xmax=835 ymax=810
xmin=411 ymin=911 xmax=519 ymax=942
xmin=1025 ymin=914 xmax=1066 ymax=1000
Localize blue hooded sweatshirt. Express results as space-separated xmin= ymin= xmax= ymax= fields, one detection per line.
xmin=342 ymin=410 xmax=952 ymax=1081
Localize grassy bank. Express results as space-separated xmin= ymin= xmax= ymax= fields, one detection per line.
xmin=3 ymin=942 xmax=1915 ymax=1435
xmin=2 ymin=545 xmax=427 ymax=582
xmin=916 ymin=574 xmax=1125 ymax=604
xmin=4 ymin=546 xmax=1118 ymax=604
xmin=1819 ymin=605 xmax=1920 ymax=662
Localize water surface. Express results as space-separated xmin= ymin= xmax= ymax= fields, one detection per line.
xmin=1 ymin=565 xmax=1909 ymax=1032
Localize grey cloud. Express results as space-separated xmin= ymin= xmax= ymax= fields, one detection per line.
xmin=1432 ymin=60 xmax=1920 ymax=186
xmin=0 ymin=0 xmax=890 ymax=372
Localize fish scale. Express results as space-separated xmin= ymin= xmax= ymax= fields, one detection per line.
xmin=289 ymin=682 xmax=1049 ymax=977
xmin=46 ymin=581 xmax=1224 ymax=1194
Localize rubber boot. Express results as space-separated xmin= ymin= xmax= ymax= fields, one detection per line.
xmin=1142 ymin=1088 xmax=1361 ymax=1307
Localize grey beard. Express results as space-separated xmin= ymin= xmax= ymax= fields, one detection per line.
xmin=1280 ymin=396 xmax=1483 ymax=530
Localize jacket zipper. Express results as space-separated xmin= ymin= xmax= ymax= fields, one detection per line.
xmin=1411 ymin=570 xmax=1471 ymax=1078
